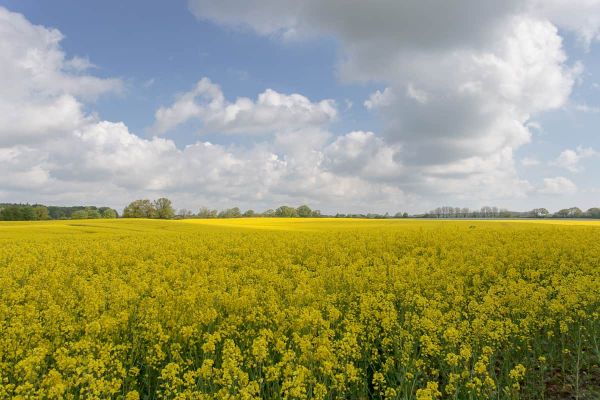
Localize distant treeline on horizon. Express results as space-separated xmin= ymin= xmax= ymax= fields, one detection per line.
xmin=0 ymin=203 xmax=118 ymax=221
xmin=1 ymin=200 xmax=599 ymax=221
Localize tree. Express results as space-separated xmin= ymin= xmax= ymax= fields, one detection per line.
xmin=154 ymin=198 xmax=175 ymax=219
xmin=123 ymin=199 xmax=156 ymax=218
xmin=87 ymin=208 xmax=101 ymax=219
xmin=71 ymin=210 xmax=88 ymax=219
xmin=219 ymin=207 xmax=241 ymax=218
xmin=296 ymin=205 xmax=312 ymax=218
xmin=586 ymin=207 xmax=600 ymax=218
xmin=102 ymin=209 xmax=117 ymax=219
xmin=529 ymin=208 xmax=549 ymax=218
xmin=554 ymin=207 xmax=583 ymax=218
xmin=177 ymin=209 xmax=193 ymax=218
xmin=311 ymin=210 xmax=321 ymax=217
xmin=0 ymin=205 xmax=35 ymax=221
xmin=263 ymin=209 xmax=275 ymax=217
xmin=33 ymin=206 xmax=49 ymax=220
xmin=275 ymin=206 xmax=298 ymax=217
xmin=243 ymin=209 xmax=256 ymax=217
xmin=198 ymin=207 xmax=218 ymax=218
xmin=403 ymin=212 xmax=409 ymax=218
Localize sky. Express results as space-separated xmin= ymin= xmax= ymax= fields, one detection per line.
xmin=1 ymin=1 xmax=599 ymax=214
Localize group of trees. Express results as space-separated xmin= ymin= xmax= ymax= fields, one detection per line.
xmin=0 ymin=204 xmax=118 ymax=221
xmin=181 ymin=204 xmax=323 ymax=219
xmin=333 ymin=212 xmax=409 ymax=219
xmin=425 ymin=206 xmax=600 ymax=219
xmin=425 ymin=206 xmax=511 ymax=218
xmin=71 ymin=208 xmax=117 ymax=219
xmin=0 ymin=204 xmax=50 ymax=221
xmin=123 ymin=198 xmax=175 ymax=219
xmin=519 ymin=206 xmax=600 ymax=219
xmin=552 ymin=207 xmax=600 ymax=219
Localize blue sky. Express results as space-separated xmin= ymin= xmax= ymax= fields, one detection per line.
xmin=3 ymin=0 xmax=377 ymax=142
xmin=0 ymin=1 xmax=599 ymax=213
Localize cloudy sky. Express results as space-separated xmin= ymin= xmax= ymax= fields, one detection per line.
xmin=1 ymin=1 xmax=600 ymax=214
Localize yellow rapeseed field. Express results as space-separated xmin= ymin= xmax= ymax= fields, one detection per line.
xmin=0 ymin=218 xmax=599 ymax=399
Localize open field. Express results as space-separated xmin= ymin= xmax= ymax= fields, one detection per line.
xmin=0 ymin=219 xmax=599 ymax=399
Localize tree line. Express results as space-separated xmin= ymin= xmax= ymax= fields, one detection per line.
xmin=424 ymin=206 xmax=600 ymax=219
xmin=2 ymin=199 xmax=600 ymax=221
xmin=0 ymin=204 xmax=118 ymax=221
xmin=121 ymin=199 xmax=324 ymax=219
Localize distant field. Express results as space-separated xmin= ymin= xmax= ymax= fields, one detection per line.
xmin=0 ymin=219 xmax=599 ymax=399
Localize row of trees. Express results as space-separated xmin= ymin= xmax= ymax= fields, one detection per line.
xmin=426 ymin=206 xmax=511 ymax=218
xmin=332 ymin=212 xmax=410 ymax=219
xmin=0 ymin=204 xmax=118 ymax=221
xmin=0 ymin=204 xmax=50 ymax=221
xmin=179 ymin=205 xmax=323 ymax=219
xmin=552 ymin=207 xmax=600 ymax=218
xmin=425 ymin=206 xmax=600 ymax=219
xmin=4 ymin=200 xmax=600 ymax=221
xmin=71 ymin=208 xmax=117 ymax=219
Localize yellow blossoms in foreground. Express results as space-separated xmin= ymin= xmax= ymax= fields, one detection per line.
xmin=0 ymin=218 xmax=599 ymax=399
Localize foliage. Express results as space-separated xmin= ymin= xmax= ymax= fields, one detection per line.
xmin=123 ymin=199 xmax=157 ymax=218
xmin=0 ymin=219 xmax=599 ymax=399
xmin=275 ymin=205 xmax=298 ymax=217
xmin=102 ymin=209 xmax=118 ymax=219
xmin=154 ymin=198 xmax=175 ymax=219
xmin=71 ymin=210 xmax=89 ymax=219
xmin=0 ymin=204 xmax=54 ymax=221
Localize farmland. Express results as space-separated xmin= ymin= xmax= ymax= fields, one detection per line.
xmin=0 ymin=219 xmax=599 ymax=399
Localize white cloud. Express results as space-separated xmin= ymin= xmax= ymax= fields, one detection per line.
xmin=539 ymin=176 xmax=577 ymax=194
xmin=532 ymin=0 xmax=600 ymax=48
xmin=151 ymin=77 xmax=337 ymax=135
xmin=364 ymin=87 xmax=394 ymax=110
xmin=406 ymin=84 xmax=429 ymax=104
xmin=188 ymin=0 xmax=584 ymax=202
xmin=0 ymin=7 xmax=416 ymax=213
xmin=323 ymin=131 xmax=402 ymax=179
xmin=553 ymin=146 xmax=597 ymax=172
xmin=0 ymin=6 xmax=121 ymax=147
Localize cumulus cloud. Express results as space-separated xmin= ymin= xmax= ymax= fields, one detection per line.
xmin=0 ymin=7 xmax=121 ymax=147
xmin=187 ymin=0 xmax=590 ymax=202
xmin=539 ymin=176 xmax=577 ymax=194
xmin=0 ymin=7 xmax=416 ymax=212
xmin=553 ymin=147 xmax=597 ymax=172
xmin=151 ymin=77 xmax=337 ymax=135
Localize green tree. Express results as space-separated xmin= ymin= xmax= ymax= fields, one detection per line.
xmin=123 ymin=199 xmax=156 ymax=218
xmin=586 ymin=207 xmax=600 ymax=218
xmin=87 ymin=208 xmax=101 ymax=219
xmin=198 ymin=207 xmax=218 ymax=218
xmin=275 ymin=206 xmax=298 ymax=218
xmin=71 ymin=210 xmax=88 ymax=219
xmin=219 ymin=207 xmax=241 ymax=218
xmin=296 ymin=205 xmax=312 ymax=218
xmin=33 ymin=206 xmax=50 ymax=220
xmin=529 ymin=208 xmax=549 ymax=218
xmin=243 ymin=209 xmax=256 ymax=217
xmin=154 ymin=198 xmax=175 ymax=219
xmin=102 ymin=209 xmax=117 ymax=219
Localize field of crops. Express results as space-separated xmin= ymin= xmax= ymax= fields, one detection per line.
xmin=0 ymin=219 xmax=599 ymax=399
